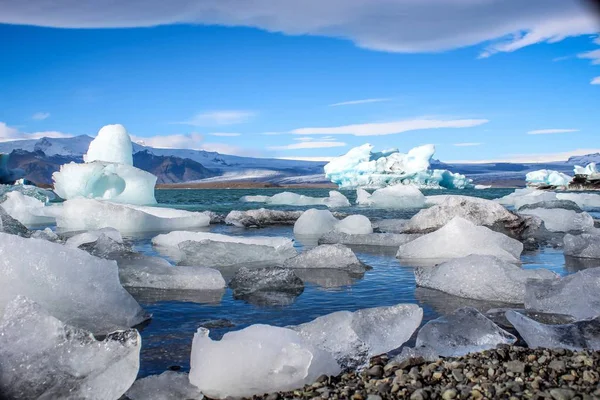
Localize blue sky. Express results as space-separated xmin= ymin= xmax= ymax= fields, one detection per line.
xmin=0 ymin=0 xmax=599 ymax=163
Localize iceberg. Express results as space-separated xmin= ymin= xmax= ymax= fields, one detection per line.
xmin=65 ymin=227 xmax=123 ymax=248
xmin=319 ymin=231 xmax=419 ymax=247
xmin=189 ymin=325 xmax=340 ymax=398
xmin=283 ymin=244 xmax=366 ymax=273
xmin=496 ymin=188 xmax=558 ymax=209
xmin=415 ymin=307 xmax=516 ymax=357
xmin=356 ymin=184 xmax=426 ymax=208
xmin=31 ymin=227 xmax=60 ymax=242
xmin=52 ymin=124 xmax=157 ymax=205
xmin=0 ymin=296 xmax=140 ymax=400
xmin=525 ymin=267 xmax=600 ymax=320
xmin=126 ymin=372 xmax=203 ymax=400
xmin=506 ymin=310 xmax=600 ymax=351
xmin=372 ymin=218 xmax=408 ymax=233
xmin=324 ymin=143 xmax=473 ymax=189
xmin=0 ymin=233 xmax=148 ymax=335
xmin=52 ymin=199 xmax=210 ymax=233
xmin=153 ymin=230 xmax=293 ymax=250
xmin=526 ymin=169 xmax=572 ymax=187
xmin=556 ymin=193 xmax=600 ymax=210
xmin=0 ymin=206 xmax=30 ymax=237
xmin=519 ymin=208 xmax=594 ymax=232
xmin=0 ymin=153 xmax=24 ymax=184
xmin=226 ymin=208 xmax=304 ymax=227
xmin=335 ymin=214 xmax=373 ymax=234
xmin=0 ymin=191 xmax=55 ymax=226
xmin=292 ymin=304 xmax=423 ymax=369
xmin=120 ymin=263 xmax=226 ymax=290
xmin=415 ymin=255 xmax=558 ymax=304
xmin=397 ymin=217 xmax=523 ymax=264
xmin=574 ymin=162 xmax=600 ymax=179
xmin=241 ymin=191 xmax=350 ymax=208
xmin=518 ymin=199 xmax=582 ymax=212
xmin=293 ymin=208 xmax=339 ymax=236
xmin=564 ymin=231 xmax=600 ymax=258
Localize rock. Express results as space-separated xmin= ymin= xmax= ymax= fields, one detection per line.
xmin=442 ymin=389 xmax=457 ymax=400
xmin=505 ymin=360 xmax=526 ymax=374
xmin=550 ymin=388 xmax=575 ymax=400
xmin=366 ymin=365 xmax=384 ymax=378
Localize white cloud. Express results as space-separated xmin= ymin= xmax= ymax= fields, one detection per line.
xmin=209 ymin=132 xmax=241 ymax=137
xmin=592 ymin=76 xmax=600 ymax=85
xmin=0 ymin=1 xmax=596 ymax=55
xmin=291 ymin=118 xmax=488 ymax=137
xmin=329 ymin=98 xmax=390 ymax=107
xmin=268 ymin=141 xmax=346 ymax=150
xmin=321 ymin=136 xmax=337 ymax=141
xmin=0 ymin=121 xmax=72 ymax=142
xmin=448 ymin=148 xmax=600 ymax=164
xmin=552 ymin=55 xmax=572 ymax=62
xmin=293 ymin=137 xmax=314 ymax=141
xmin=32 ymin=112 xmax=50 ymax=120
xmin=176 ymin=110 xmax=255 ymax=126
xmin=527 ymin=128 xmax=579 ymax=135
xmin=132 ymin=133 xmax=205 ymax=149
xmin=577 ymin=49 xmax=600 ymax=65
xmin=260 ymin=131 xmax=283 ymax=136
xmin=453 ymin=142 xmax=481 ymax=147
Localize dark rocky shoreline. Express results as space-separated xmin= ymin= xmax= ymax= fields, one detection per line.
xmin=251 ymin=346 xmax=600 ymax=400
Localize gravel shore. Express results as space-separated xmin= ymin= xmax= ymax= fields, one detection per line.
xmin=251 ymin=346 xmax=600 ymax=400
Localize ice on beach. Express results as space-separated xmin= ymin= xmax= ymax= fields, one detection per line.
xmin=66 ymin=227 xmax=123 ymax=248
xmin=120 ymin=263 xmax=226 ymax=290
xmin=415 ymin=255 xmax=558 ymax=304
xmin=415 ymin=307 xmax=516 ymax=357
xmin=229 ymin=267 xmax=304 ymax=305
xmin=293 ymin=208 xmax=339 ymax=236
xmin=356 ymin=184 xmax=426 ymax=208
xmin=84 ymin=124 xmax=134 ymax=165
xmin=506 ymin=310 xmax=600 ymax=351
xmin=293 ymin=304 xmax=423 ymax=369
xmin=564 ymin=231 xmax=600 ymax=258
xmin=525 ymin=267 xmax=600 ymax=320
xmin=284 ymin=244 xmax=366 ymax=273
xmin=126 ymin=372 xmax=203 ymax=400
xmin=189 ymin=325 xmax=340 ymax=398
xmin=335 ymin=214 xmax=373 ymax=234
xmin=0 ymin=206 xmax=30 ymax=237
xmin=225 ymin=208 xmax=303 ymax=227
xmin=526 ymin=169 xmax=572 ymax=187
xmin=324 ymin=143 xmax=473 ymax=189
xmin=556 ymin=193 xmax=600 ymax=210
xmin=0 ymin=233 xmax=147 ymax=335
xmin=319 ymin=231 xmax=419 ymax=247
xmin=519 ymin=208 xmax=594 ymax=232
xmin=0 ymin=296 xmax=141 ymax=400
xmin=0 ymin=191 xmax=55 ymax=226
xmin=496 ymin=188 xmax=558 ymax=209
xmin=403 ymin=195 xmax=522 ymax=234
xmin=241 ymin=190 xmax=350 ymax=208
xmin=53 ymin=199 xmax=210 ymax=233
xmin=518 ymin=199 xmax=582 ymax=212
xmin=396 ymin=217 xmax=523 ymax=264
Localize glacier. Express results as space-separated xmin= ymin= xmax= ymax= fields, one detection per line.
xmin=324 ymin=143 xmax=473 ymax=189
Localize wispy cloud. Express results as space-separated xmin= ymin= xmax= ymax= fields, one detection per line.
xmin=209 ymin=132 xmax=241 ymax=137
xmin=278 ymin=156 xmax=335 ymax=162
xmin=329 ymin=98 xmax=391 ymax=107
xmin=176 ymin=110 xmax=256 ymax=126
xmin=132 ymin=132 xmax=259 ymax=156
xmin=527 ymin=128 xmax=579 ymax=135
xmin=0 ymin=121 xmax=71 ymax=142
xmin=453 ymin=142 xmax=482 ymax=147
xmin=260 ymin=131 xmax=283 ymax=136
xmin=448 ymin=148 xmax=600 ymax=164
xmin=291 ymin=118 xmax=489 ymax=137
xmin=552 ymin=55 xmax=572 ymax=62
xmin=294 ymin=137 xmax=314 ymax=142
xmin=577 ymin=49 xmax=600 ymax=65
xmin=32 ymin=112 xmax=50 ymax=121
xmin=268 ymin=141 xmax=347 ymax=150
xmin=592 ymin=76 xmax=600 ymax=85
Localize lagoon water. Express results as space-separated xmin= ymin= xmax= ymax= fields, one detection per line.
xmin=100 ymin=188 xmax=598 ymax=377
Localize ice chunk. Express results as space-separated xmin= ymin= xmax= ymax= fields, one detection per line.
xmin=403 ymin=195 xmax=522 ymax=235
xmin=0 ymin=191 xmax=55 ymax=226
xmin=53 ymin=199 xmax=210 ymax=233
xmin=292 ymin=268 xmax=365 ymax=288
xmin=519 ymin=208 xmax=594 ymax=232
xmin=393 ymin=346 xmax=440 ymax=365
xmin=189 ymin=325 xmax=340 ymax=398
xmin=66 ymin=227 xmax=123 ymax=248
xmin=415 ymin=307 xmax=516 ymax=357
xmin=356 ymin=184 xmax=426 ymax=208
xmin=0 ymin=206 xmax=30 ymax=237
xmin=574 ymin=162 xmax=600 ymax=178
xmin=126 ymin=372 xmax=203 ymax=400
xmin=226 ymin=208 xmax=304 ymax=227
xmin=518 ymin=199 xmax=582 ymax=212
xmin=397 ymin=217 xmax=523 ymax=264
xmin=525 ymin=267 xmax=600 ymax=320
xmin=294 ymin=208 xmax=339 ymax=236
xmin=564 ymin=231 xmax=600 ymax=258
xmin=319 ymin=231 xmax=419 ymax=247
xmin=0 ymin=296 xmax=140 ymax=400
xmin=324 ymin=143 xmax=473 ymax=189
xmin=0 ymin=233 xmax=147 ymax=334
xmin=84 ymin=124 xmax=133 ymax=165
xmin=372 ymin=218 xmax=408 ymax=233
xmin=496 ymin=188 xmax=558 ymax=209
xmin=526 ymin=169 xmax=572 ymax=187
xmin=506 ymin=310 xmax=600 ymax=351
xmin=153 ymin=230 xmax=293 ymax=250
xmin=415 ymin=255 xmax=558 ymax=304
xmin=241 ymin=190 xmax=350 ymax=208
xmin=30 ymin=227 xmax=60 ymax=242
xmin=120 ymin=263 xmax=225 ymax=290
xmin=284 ymin=244 xmax=366 ymax=273
xmin=485 ymin=308 xmax=577 ymax=331
xmin=0 ymin=182 xmax=56 ymax=203
xmin=335 ymin=214 xmax=373 ymax=234
xmin=229 ymin=267 xmax=304 ymax=306
xmin=556 ymin=192 xmax=600 ymax=210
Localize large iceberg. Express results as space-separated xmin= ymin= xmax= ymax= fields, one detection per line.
xmin=0 ymin=233 xmax=148 ymax=335
xmin=189 ymin=325 xmax=340 ymax=398
xmin=52 ymin=124 xmax=157 ymax=205
xmin=526 ymin=169 xmax=572 ymax=187
xmin=356 ymin=184 xmax=426 ymax=208
xmin=324 ymin=143 xmax=473 ymax=189
xmin=0 ymin=296 xmax=141 ymax=400
xmin=241 ymin=191 xmax=350 ymax=208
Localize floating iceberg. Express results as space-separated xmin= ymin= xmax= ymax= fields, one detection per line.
xmin=65 ymin=227 xmax=123 ymax=248
xmin=335 ymin=214 xmax=373 ymax=234
xmin=153 ymin=230 xmax=293 ymax=250
xmin=294 ymin=208 xmax=339 ymax=236
xmin=415 ymin=307 xmax=516 ymax=357
xmin=189 ymin=325 xmax=340 ymax=398
xmin=372 ymin=218 xmax=408 ymax=233
xmin=319 ymin=231 xmax=419 ymax=247
xmin=564 ymin=231 xmax=600 ymax=258
xmin=525 ymin=267 xmax=600 ymax=320
xmin=120 ymin=263 xmax=226 ymax=291
xmin=415 ymin=255 xmax=558 ymax=304
xmin=518 ymin=199 xmax=582 ymax=212
xmin=292 ymin=268 xmax=365 ymax=288
xmin=397 ymin=217 xmax=523 ymax=264
xmin=283 ymin=244 xmax=366 ymax=273
xmin=292 ymin=304 xmax=423 ymax=369
xmin=126 ymin=372 xmax=203 ymax=400
xmin=356 ymin=184 xmax=426 ymax=208
xmin=241 ymin=191 xmax=350 ymax=208
xmin=0 ymin=191 xmax=55 ymax=226
xmin=506 ymin=310 xmax=600 ymax=351
xmin=52 ymin=124 xmax=157 ymax=205
xmin=526 ymin=169 xmax=572 ymax=187
xmin=519 ymin=208 xmax=594 ymax=232
xmin=52 ymin=199 xmax=210 ymax=233
xmin=0 ymin=296 xmax=140 ymax=400
xmin=324 ymin=143 xmax=473 ymax=189
xmin=574 ymin=162 xmax=600 ymax=179
xmin=556 ymin=193 xmax=600 ymax=209
xmin=496 ymin=188 xmax=558 ymax=209
xmin=225 ymin=209 xmax=304 ymax=227
xmin=0 ymin=206 xmax=30 ymax=237
xmin=0 ymin=233 xmax=148 ymax=335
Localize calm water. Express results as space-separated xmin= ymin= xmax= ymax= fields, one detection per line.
xmin=114 ymin=188 xmax=597 ymax=376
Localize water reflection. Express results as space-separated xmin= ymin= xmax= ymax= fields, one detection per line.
xmin=127 ymin=287 xmax=225 ymax=304
xmin=293 ymin=268 xmax=366 ymax=289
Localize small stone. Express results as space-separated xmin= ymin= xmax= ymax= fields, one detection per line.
xmin=391 ymin=384 xmax=400 ymax=394
xmin=317 ymin=374 xmax=329 ymax=383
xmin=442 ymin=389 xmax=457 ymax=400
xmin=376 ymin=383 xmax=391 ymax=394
xmin=549 ymin=360 xmax=566 ymax=373
xmin=411 ymin=389 xmax=428 ymax=400
xmin=538 ymin=356 xmax=548 ymax=364
xmin=351 ymin=393 xmax=364 ymax=400
xmin=506 ymin=361 xmax=526 ymax=374
xmin=366 ymin=395 xmax=381 ymax=400
xmin=266 ymin=394 xmax=280 ymax=400
xmin=527 ymin=354 xmax=537 ymax=362
xmin=432 ymin=372 xmax=443 ymax=380
xmin=583 ymin=370 xmax=598 ymax=383
xmin=471 ymin=389 xmax=483 ymax=399
xmin=561 ymin=374 xmax=576 ymax=382
xmin=366 ymin=365 xmax=384 ymax=378
xmin=550 ymin=388 xmax=575 ymax=400
xmin=488 ymin=368 xmax=495 ymax=377
xmin=451 ymin=369 xmax=464 ymax=382
xmin=384 ymin=362 xmax=399 ymax=373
